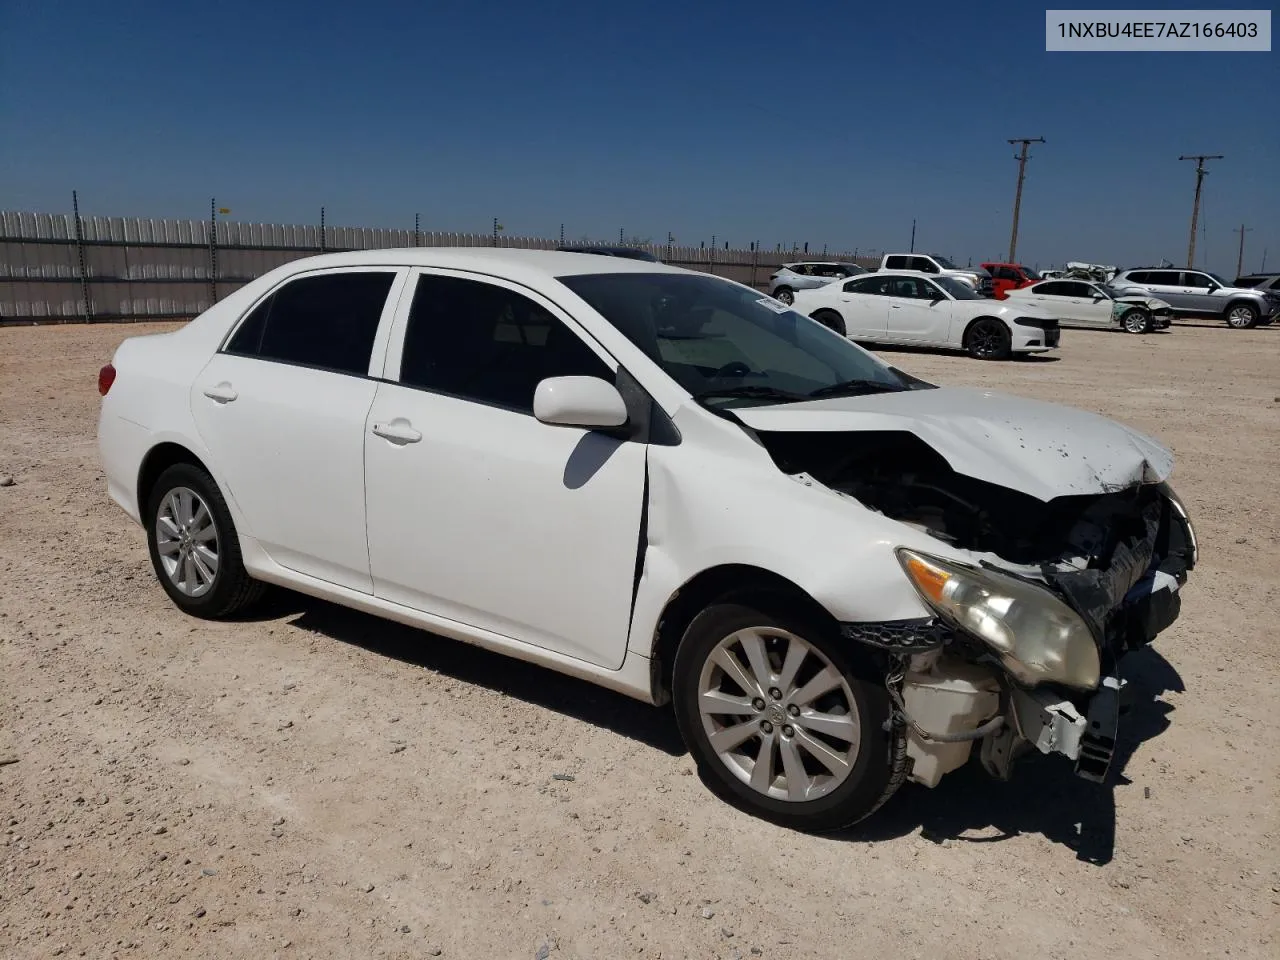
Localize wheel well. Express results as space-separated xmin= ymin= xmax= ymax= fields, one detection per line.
xmin=137 ymin=443 xmax=212 ymax=517
xmin=1225 ymin=299 xmax=1258 ymax=315
xmin=962 ymin=316 xmax=1005 ymax=343
xmin=648 ymin=565 xmax=838 ymax=705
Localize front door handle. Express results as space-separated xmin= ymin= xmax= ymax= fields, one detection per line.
xmin=202 ymin=383 xmax=238 ymax=403
xmin=371 ymin=419 xmax=422 ymax=445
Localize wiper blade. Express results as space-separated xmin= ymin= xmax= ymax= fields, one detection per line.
xmin=694 ymin=385 xmax=806 ymax=403
xmin=807 ymin=378 xmax=907 ymax=399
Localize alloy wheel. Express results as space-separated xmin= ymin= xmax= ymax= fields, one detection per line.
xmin=968 ymin=320 xmax=1007 ymax=359
xmin=155 ymin=486 xmax=220 ymax=598
xmin=1227 ymin=305 xmax=1257 ymax=328
xmin=697 ymin=627 xmax=861 ymax=802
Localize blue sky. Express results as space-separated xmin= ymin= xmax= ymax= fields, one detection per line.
xmin=2 ymin=0 xmax=1276 ymax=273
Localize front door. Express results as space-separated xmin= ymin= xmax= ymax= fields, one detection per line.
xmin=363 ymin=270 xmax=647 ymax=669
xmin=1027 ymin=280 xmax=1110 ymax=326
xmin=189 ymin=268 xmax=404 ymax=592
xmin=884 ymin=275 xmax=950 ymax=344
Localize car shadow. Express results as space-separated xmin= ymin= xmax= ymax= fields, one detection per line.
xmin=837 ymin=646 xmax=1184 ymax=865
xmin=240 ymin=592 xmax=1181 ymax=861
xmin=862 ymin=343 xmax=1062 ymax=363
xmin=242 ymin=590 xmax=686 ymax=756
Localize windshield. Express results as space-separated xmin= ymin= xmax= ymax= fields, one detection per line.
xmin=934 ymin=276 xmax=981 ymax=300
xmin=1022 ymin=267 xmax=1042 ymax=281
xmin=1205 ymin=272 xmax=1230 ymax=286
xmin=557 ymin=272 xmax=920 ymax=407
xmin=931 ymin=255 xmax=958 ymax=269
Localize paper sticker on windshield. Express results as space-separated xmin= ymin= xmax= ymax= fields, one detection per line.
xmin=756 ymin=297 xmax=792 ymax=313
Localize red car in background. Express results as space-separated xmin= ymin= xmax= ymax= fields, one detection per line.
xmin=982 ymin=262 xmax=1041 ymax=299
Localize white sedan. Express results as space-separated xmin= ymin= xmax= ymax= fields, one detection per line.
xmin=791 ymin=271 xmax=1060 ymax=360
xmin=1005 ymin=278 xmax=1173 ymax=334
xmin=97 ymin=248 xmax=1196 ymax=831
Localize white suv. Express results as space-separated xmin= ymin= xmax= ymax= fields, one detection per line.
xmin=97 ymin=248 xmax=1197 ymax=831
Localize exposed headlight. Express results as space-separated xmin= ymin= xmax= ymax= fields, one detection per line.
xmin=896 ymin=548 xmax=1100 ymax=691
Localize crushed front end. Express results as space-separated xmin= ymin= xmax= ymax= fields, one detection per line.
xmin=761 ymin=429 xmax=1197 ymax=788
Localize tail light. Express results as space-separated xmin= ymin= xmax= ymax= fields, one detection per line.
xmin=98 ymin=363 xmax=116 ymax=396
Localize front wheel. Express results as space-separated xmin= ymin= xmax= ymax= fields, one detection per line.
xmin=145 ymin=463 xmax=265 ymax=619
xmin=1121 ymin=308 xmax=1152 ymax=334
xmin=672 ymin=603 xmax=906 ymax=832
xmin=1225 ymin=303 xmax=1259 ymax=329
xmin=964 ymin=317 xmax=1012 ymax=360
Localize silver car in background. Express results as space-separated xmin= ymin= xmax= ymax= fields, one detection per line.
xmin=768 ymin=262 xmax=868 ymax=304
xmin=1108 ymin=268 xmax=1280 ymax=329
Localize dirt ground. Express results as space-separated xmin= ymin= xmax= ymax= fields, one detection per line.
xmin=2 ymin=319 xmax=1277 ymax=960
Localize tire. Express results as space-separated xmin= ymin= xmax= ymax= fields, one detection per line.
xmin=145 ymin=463 xmax=265 ymax=619
xmin=1121 ymin=308 xmax=1152 ymax=334
xmin=1225 ymin=302 xmax=1259 ymax=329
xmin=811 ymin=309 xmax=847 ymax=336
xmin=672 ymin=602 xmax=907 ymax=832
xmin=773 ymin=287 xmax=795 ymax=305
xmin=963 ymin=317 xmax=1012 ymax=360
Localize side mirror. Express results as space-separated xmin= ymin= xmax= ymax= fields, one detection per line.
xmin=1092 ymin=295 xmax=1105 ymax=302
xmin=534 ymin=376 xmax=629 ymax=429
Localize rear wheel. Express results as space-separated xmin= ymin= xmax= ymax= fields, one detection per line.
xmin=1225 ymin=302 xmax=1259 ymax=329
xmin=672 ymin=603 xmax=906 ymax=832
xmin=810 ymin=309 xmax=847 ymax=336
xmin=964 ymin=317 xmax=1012 ymax=360
xmin=773 ymin=287 xmax=795 ymax=305
xmin=1121 ymin=308 xmax=1152 ymax=334
xmin=145 ymin=463 xmax=264 ymax=618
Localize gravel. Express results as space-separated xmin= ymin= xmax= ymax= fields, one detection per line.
xmin=1 ymin=320 xmax=1277 ymax=960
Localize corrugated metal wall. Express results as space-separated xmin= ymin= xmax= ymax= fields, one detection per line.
xmin=0 ymin=211 xmax=879 ymax=324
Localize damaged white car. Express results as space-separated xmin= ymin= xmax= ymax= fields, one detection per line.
xmin=96 ymin=250 xmax=1197 ymax=831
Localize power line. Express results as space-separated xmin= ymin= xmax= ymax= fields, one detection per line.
xmin=1007 ymin=137 xmax=1044 ymax=263
xmin=1178 ymin=154 xmax=1223 ymax=268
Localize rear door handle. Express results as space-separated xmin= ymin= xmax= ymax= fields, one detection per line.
xmin=202 ymin=383 xmax=237 ymax=403
xmin=372 ymin=419 xmax=422 ymax=445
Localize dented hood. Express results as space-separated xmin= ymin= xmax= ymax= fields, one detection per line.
xmin=732 ymin=386 xmax=1173 ymax=502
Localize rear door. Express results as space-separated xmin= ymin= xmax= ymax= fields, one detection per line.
xmin=190 ymin=267 xmax=405 ymax=592
xmin=835 ymin=274 xmax=891 ymax=340
xmin=1138 ymin=270 xmax=1187 ymax=308
xmin=1026 ymin=280 xmax=1108 ymax=325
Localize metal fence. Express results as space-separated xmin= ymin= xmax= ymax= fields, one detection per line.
xmin=0 ymin=209 xmax=881 ymax=325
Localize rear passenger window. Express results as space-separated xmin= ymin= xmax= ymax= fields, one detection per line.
xmin=225 ymin=271 xmax=395 ymax=375
xmin=398 ymin=274 xmax=612 ymax=414
xmin=844 ymin=276 xmax=890 ymax=295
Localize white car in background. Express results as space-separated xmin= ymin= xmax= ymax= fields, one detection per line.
xmin=1006 ymin=278 xmax=1173 ymax=334
xmin=95 ymin=249 xmax=1196 ymax=832
xmin=793 ymin=271 xmax=1060 ymax=360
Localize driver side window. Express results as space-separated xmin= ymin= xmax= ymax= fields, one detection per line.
xmin=398 ymin=274 xmax=613 ymax=414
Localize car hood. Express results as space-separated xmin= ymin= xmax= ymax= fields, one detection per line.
xmin=732 ymin=386 xmax=1173 ymax=501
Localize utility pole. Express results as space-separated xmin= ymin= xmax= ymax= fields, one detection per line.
xmin=909 ymin=218 xmax=916 ymax=253
xmin=1179 ymin=154 xmax=1223 ymax=268
xmin=1233 ymin=224 xmax=1252 ymax=278
xmin=1007 ymin=137 xmax=1044 ymax=263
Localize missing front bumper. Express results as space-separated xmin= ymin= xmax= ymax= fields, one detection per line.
xmin=993 ymin=675 xmax=1126 ymax=783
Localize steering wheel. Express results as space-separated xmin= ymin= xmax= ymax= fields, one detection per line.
xmin=712 ymin=360 xmax=751 ymax=379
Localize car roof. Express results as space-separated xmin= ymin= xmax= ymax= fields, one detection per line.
xmin=261 ymin=246 xmax=686 ymax=283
